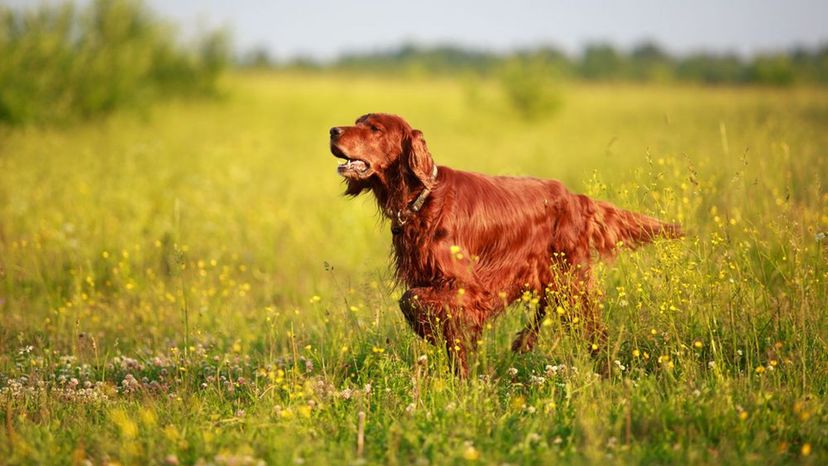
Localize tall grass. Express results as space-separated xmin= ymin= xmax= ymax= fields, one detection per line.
xmin=0 ymin=0 xmax=228 ymax=126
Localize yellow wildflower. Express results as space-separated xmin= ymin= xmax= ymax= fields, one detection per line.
xmin=462 ymin=444 xmax=480 ymax=461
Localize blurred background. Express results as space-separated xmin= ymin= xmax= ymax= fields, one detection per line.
xmin=1 ymin=0 xmax=827 ymax=125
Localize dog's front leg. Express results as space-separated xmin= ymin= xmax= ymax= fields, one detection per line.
xmin=399 ymin=287 xmax=482 ymax=378
xmin=511 ymin=295 xmax=549 ymax=353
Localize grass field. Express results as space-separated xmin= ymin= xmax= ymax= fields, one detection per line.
xmin=1 ymin=72 xmax=827 ymax=465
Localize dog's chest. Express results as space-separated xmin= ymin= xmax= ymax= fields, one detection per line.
xmin=391 ymin=226 xmax=446 ymax=284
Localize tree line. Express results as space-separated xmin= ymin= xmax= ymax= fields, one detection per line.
xmin=247 ymin=42 xmax=828 ymax=87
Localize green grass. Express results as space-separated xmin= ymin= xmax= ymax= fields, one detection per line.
xmin=1 ymin=72 xmax=827 ymax=465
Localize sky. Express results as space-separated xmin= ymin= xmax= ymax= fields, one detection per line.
xmin=6 ymin=0 xmax=828 ymax=60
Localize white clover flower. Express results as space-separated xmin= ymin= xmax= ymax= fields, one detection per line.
xmin=529 ymin=375 xmax=546 ymax=386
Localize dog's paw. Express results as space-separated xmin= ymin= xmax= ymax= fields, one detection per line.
xmin=510 ymin=329 xmax=537 ymax=354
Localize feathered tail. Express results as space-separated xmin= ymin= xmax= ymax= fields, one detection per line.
xmin=585 ymin=198 xmax=683 ymax=257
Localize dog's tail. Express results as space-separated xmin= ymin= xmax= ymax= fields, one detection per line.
xmin=585 ymin=197 xmax=683 ymax=258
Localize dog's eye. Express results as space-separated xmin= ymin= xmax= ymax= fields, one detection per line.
xmin=370 ymin=125 xmax=381 ymax=133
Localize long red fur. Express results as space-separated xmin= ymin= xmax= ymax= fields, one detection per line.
xmin=330 ymin=113 xmax=682 ymax=376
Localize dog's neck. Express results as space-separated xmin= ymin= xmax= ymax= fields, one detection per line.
xmin=372 ymin=164 xmax=438 ymax=224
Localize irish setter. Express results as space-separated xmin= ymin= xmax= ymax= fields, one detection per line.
xmin=330 ymin=113 xmax=681 ymax=377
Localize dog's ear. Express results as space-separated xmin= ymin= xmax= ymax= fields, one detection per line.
xmin=403 ymin=129 xmax=436 ymax=190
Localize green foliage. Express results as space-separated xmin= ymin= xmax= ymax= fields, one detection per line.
xmin=628 ymin=42 xmax=675 ymax=82
xmin=676 ymin=54 xmax=749 ymax=84
xmin=1 ymin=74 xmax=827 ymax=464
xmin=0 ymin=0 xmax=228 ymax=126
xmin=749 ymin=54 xmax=796 ymax=86
xmin=579 ymin=43 xmax=625 ymax=80
xmin=498 ymin=57 xmax=563 ymax=119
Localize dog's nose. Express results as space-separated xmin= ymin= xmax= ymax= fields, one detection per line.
xmin=330 ymin=127 xmax=343 ymax=138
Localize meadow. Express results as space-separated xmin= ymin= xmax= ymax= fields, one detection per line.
xmin=0 ymin=72 xmax=827 ymax=465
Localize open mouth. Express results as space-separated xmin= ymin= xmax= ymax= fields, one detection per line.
xmin=331 ymin=145 xmax=371 ymax=177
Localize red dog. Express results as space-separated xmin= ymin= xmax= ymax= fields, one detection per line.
xmin=330 ymin=113 xmax=681 ymax=376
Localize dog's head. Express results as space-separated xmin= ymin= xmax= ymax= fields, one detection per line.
xmin=329 ymin=113 xmax=435 ymax=196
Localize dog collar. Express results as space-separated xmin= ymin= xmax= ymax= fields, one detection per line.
xmin=409 ymin=164 xmax=438 ymax=213
xmin=390 ymin=165 xmax=438 ymax=235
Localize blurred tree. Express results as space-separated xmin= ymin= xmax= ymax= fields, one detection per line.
xmin=676 ymin=54 xmax=747 ymax=84
xmin=498 ymin=56 xmax=563 ymax=120
xmin=243 ymin=46 xmax=274 ymax=68
xmin=629 ymin=42 xmax=674 ymax=82
xmin=749 ymin=54 xmax=796 ymax=86
xmin=579 ymin=43 xmax=625 ymax=80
